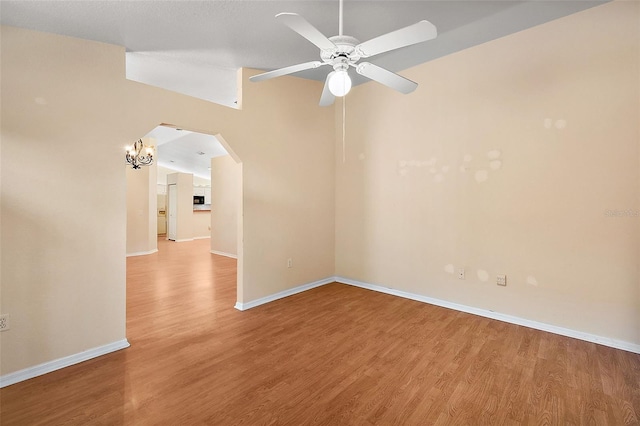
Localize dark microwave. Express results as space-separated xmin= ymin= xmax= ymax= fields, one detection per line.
xmin=193 ymin=196 xmax=205 ymax=204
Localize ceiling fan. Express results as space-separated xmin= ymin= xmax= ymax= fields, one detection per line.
xmin=249 ymin=0 xmax=437 ymax=106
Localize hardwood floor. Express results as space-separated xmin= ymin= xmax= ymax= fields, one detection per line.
xmin=1 ymin=238 xmax=639 ymax=425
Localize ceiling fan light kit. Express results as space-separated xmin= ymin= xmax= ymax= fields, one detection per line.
xmin=328 ymin=70 xmax=351 ymax=97
xmin=249 ymin=0 xmax=437 ymax=106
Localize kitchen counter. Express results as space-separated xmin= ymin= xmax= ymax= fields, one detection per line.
xmin=193 ymin=204 xmax=211 ymax=212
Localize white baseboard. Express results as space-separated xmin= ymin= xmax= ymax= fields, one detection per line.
xmin=0 ymin=339 xmax=130 ymax=388
xmin=335 ymin=277 xmax=640 ymax=354
xmin=173 ymin=238 xmax=194 ymax=243
xmin=193 ymin=236 xmax=211 ymax=240
xmin=211 ymin=250 xmax=238 ymax=259
xmin=126 ymin=249 xmax=158 ymax=257
xmin=235 ymin=277 xmax=334 ymax=311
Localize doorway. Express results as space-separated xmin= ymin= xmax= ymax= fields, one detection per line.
xmin=167 ymin=183 xmax=177 ymax=241
xmin=125 ymin=123 xmax=243 ymax=305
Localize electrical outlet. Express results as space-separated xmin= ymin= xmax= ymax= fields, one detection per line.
xmin=0 ymin=314 xmax=10 ymax=332
xmin=497 ymin=274 xmax=507 ymax=286
xmin=458 ymin=268 xmax=465 ymax=280
xmin=287 ymin=258 xmax=293 ymax=268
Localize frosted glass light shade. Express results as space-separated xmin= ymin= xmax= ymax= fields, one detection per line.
xmin=328 ymin=70 xmax=352 ymax=97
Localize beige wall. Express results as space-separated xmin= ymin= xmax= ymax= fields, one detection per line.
xmin=234 ymin=75 xmax=335 ymax=303
xmin=335 ymin=2 xmax=640 ymax=345
xmin=126 ymin=139 xmax=157 ymax=255
xmin=210 ymin=155 xmax=241 ymax=257
xmin=1 ymin=33 xmax=129 ymax=375
xmin=193 ymin=212 xmax=211 ymax=239
xmin=0 ymin=26 xmax=335 ymax=376
xmin=167 ymin=173 xmax=194 ymax=241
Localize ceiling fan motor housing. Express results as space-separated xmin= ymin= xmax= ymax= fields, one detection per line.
xmin=322 ymin=35 xmax=361 ymax=67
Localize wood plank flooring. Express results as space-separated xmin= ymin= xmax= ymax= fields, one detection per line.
xmin=1 ymin=238 xmax=639 ymax=425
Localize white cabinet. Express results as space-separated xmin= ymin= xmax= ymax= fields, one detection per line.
xmin=193 ymin=186 xmax=211 ymax=204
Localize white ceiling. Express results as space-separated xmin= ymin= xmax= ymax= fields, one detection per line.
xmin=0 ymin=1 xmax=606 ymax=108
xmin=145 ymin=126 xmax=228 ymax=180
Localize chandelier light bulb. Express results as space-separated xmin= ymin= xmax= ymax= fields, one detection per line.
xmin=328 ymin=70 xmax=352 ymax=97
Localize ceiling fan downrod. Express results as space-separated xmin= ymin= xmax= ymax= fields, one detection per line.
xmin=339 ymin=0 xmax=344 ymax=37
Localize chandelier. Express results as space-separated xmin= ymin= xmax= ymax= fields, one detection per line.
xmin=125 ymin=139 xmax=154 ymax=169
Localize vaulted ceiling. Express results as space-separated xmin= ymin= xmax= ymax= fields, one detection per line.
xmin=1 ymin=1 xmax=606 ymax=108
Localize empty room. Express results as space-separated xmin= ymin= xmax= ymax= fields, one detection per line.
xmin=1 ymin=1 xmax=638 ymax=424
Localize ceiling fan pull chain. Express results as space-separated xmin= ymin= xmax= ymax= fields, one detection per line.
xmin=342 ymin=95 xmax=346 ymax=163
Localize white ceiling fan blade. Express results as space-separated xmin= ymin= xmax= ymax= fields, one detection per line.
xmin=356 ymin=20 xmax=437 ymax=58
xmin=249 ymin=61 xmax=324 ymax=82
xmin=319 ymin=72 xmax=336 ymax=107
xmin=356 ymin=62 xmax=418 ymax=94
xmin=276 ymin=13 xmax=337 ymax=51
